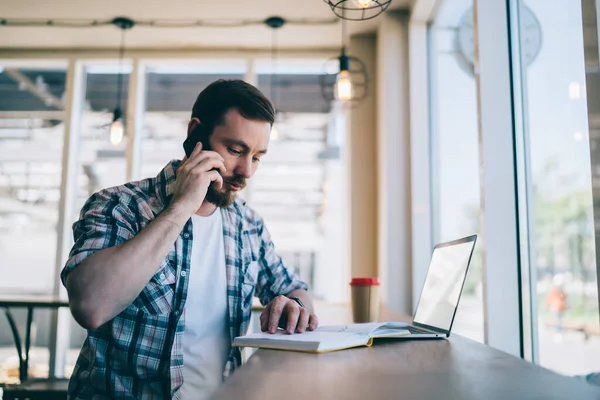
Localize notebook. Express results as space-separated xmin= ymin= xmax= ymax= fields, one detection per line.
xmin=232 ymin=322 xmax=410 ymax=353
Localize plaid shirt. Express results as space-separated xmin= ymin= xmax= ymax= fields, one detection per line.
xmin=61 ymin=160 xmax=308 ymax=399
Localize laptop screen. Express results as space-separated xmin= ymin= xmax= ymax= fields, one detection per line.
xmin=413 ymin=237 xmax=476 ymax=332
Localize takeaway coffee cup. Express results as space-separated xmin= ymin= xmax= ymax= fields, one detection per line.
xmin=350 ymin=277 xmax=380 ymax=323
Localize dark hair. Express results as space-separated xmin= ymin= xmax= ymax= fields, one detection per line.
xmin=191 ymin=79 xmax=275 ymax=133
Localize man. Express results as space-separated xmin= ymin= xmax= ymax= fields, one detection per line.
xmin=61 ymin=79 xmax=319 ymax=399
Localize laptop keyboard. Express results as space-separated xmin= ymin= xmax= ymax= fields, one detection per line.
xmin=406 ymin=325 xmax=434 ymax=335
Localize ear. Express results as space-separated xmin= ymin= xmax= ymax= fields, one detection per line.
xmin=187 ymin=117 xmax=201 ymax=139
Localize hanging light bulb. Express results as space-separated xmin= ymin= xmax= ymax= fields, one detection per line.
xmin=265 ymin=16 xmax=285 ymax=141
xmin=353 ymin=0 xmax=373 ymax=8
xmin=335 ymin=49 xmax=353 ymax=101
xmin=109 ymin=17 xmax=134 ymax=147
xmin=110 ymin=108 xmax=124 ymax=146
xmin=335 ymin=70 xmax=353 ymax=101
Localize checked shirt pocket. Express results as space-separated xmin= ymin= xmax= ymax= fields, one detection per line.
xmin=240 ymin=260 xmax=259 ymax=335
xmin=132 ymin=260 xmax=177 ymax=315
xmin=241 ymin=261 xmax=259 ymax=309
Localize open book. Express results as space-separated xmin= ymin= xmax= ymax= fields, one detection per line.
xmin=232 ymin=322 xmax=410 ymax=353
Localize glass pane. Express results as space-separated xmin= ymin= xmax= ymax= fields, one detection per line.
xmin=516 ymin=0 xmax=600 ymax=375
xmin=0 ymin=65 xmax=67 ymax=382
xmin=429 ymin=0 xmax=484 ymax=343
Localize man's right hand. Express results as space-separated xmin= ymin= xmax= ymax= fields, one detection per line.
xmin=170 ymin=142 xmax=226 ymax=214
xmin=65 ymin=142 xmax=227 ymax=330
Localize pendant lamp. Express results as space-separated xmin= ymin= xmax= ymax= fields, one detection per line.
xmin=109 ymin=17 xmax=134 ymax=146
xmin=323 ymin=0 xmax=392 ymax=21
xmin=265 ymin=16 xmax=285 ymax=140
xmin=319 ymin=16 xmax=368 ymax=105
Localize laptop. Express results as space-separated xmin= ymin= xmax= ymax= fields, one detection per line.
xmin=396 ymin=234 xmax=478 ymax=339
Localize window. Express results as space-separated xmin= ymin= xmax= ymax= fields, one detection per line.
xmin=429 ymin=0 xmax=484 ymax=343
xmin=252 ymin=60 xmax=349 ymax=302
xmin=514 ymin=0 xmax=600 ymax=375
xmin=62 ymin=62 xmax=134 ymax=379
xmin=0 ymin=64 xmax=67 ymax=382
xmin=139 ymin=62 xmax=245 ymax=178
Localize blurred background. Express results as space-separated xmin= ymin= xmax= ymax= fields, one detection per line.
xmin=0 ymin=0 xmax=600 ymax=388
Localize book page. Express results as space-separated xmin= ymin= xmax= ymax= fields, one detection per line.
xmin=370 ymin=322 xmax=410 ymax=337
xmin=235 ymin=322 xmax=409 ymax=345
xmin=318 ymin=322 xmax=410 ymax=337
xmin=238 ymin=329 xmax=364 ymax=343
xmin=317 ymin=323 xmax=385 ymax=335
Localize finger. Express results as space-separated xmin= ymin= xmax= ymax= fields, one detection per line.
xmin=206 ymin=170 xmax=224 ymax=190
xmin=285 ymin=302 xmax=300 ymax=334
xmin=187 ymin=141 xmax=203 ymax=162
xmin=260 ymin=305 xmax=270 ymax=332
xmin=296 ymin=307 xmax=309 ymax=333
xmin=268 ymin=297 xmax=285 ymax=334
xmin=197 ymin=157 xmax=226 ymax=175
xmin=199 ymin=149 xmax=224 ymax=163
xmin=186 ymin=151 xmax=224 ymax=171
xmin=260 ymin=312 xmax=266 ymax=332
xmin=308 ymin=314 xmax=319 ymax=331
xmin=183 ymin=148 xmax=224 ymax=173
xmin=180 ymin=142 xmax=203 ymax=171
xmin=200 ymin=149 xmax=225 ymax=163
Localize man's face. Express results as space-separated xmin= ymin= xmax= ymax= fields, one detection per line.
xmin=198 ymin=108 xmax=270 ymax=207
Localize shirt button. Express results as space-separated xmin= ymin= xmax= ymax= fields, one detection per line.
xmin=183 ymin=233 xmax=190 ymax=239
xmin=160 ymin=273 xmax=166 ymax=280
xmin=181 ymin=271 xmax=187 ymax=277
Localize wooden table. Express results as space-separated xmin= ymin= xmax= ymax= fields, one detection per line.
xmin=0 ymin=296 xmax=69 ymax=383
xmin=212 ymin=302 xmax=600 ymax=399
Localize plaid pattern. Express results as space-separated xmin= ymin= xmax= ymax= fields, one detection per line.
xmin=61 ymin=160 xmax=308 ymax=399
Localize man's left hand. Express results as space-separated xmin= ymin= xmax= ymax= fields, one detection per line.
xmin=260 ymin=295 xmax=319 ymax=334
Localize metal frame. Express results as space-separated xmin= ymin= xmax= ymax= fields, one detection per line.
xmin=323 ymin=0 xmax=392 ymax=21
xmin=580 ymin=0 xmax=600 ymax=321
xmin=408 ymin=11 xmax=435 ymax=311
xmin=3 ymin=307 xmax=33 ymax=381
xmin=318 ymin=53 xmax=369 ymax=105
xmin=473 ymin=0 xmax=523 ymax=357
xmin=508 ymin=0 xmax=539 ymax=364
xmin=426 ymin=22 xmax=441 ymax=249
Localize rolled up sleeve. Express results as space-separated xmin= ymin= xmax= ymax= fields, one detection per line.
xmin=61 ymin=190 xmax=137 ymax=286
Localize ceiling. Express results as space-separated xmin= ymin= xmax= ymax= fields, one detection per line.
xmin=0 ymin=0 xmax=411 ymax=50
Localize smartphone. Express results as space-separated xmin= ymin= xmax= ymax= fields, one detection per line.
xmin=183 ymin=124 xmax=222 ymax=176
xmin=183 ymin=123 xmax=211 ymax=158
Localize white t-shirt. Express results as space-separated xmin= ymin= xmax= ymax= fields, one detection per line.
xmin=179 ymin=211 xmax=230 ymax=400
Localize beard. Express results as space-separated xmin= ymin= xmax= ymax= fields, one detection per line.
xmin=205 ymin=175 xmax=247 ymax=208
